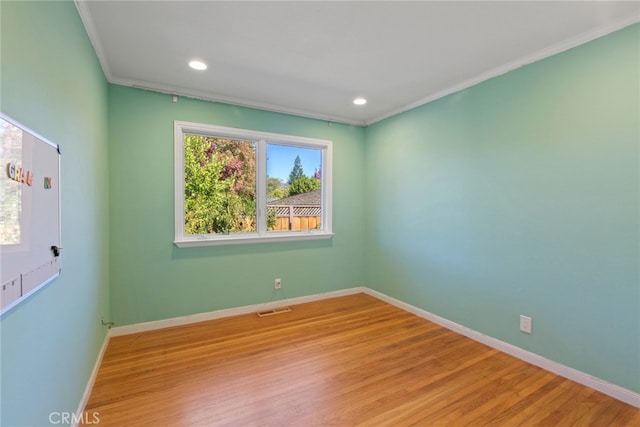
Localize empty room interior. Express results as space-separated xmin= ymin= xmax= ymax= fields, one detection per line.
xmin=1 ymin=1 xmax=639 ymax=426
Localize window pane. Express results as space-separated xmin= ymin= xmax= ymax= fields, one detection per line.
xmin=184 ymin=134 xmax=256 ymax=234
xmin=266 ymin=144 xmax=322 ymax=232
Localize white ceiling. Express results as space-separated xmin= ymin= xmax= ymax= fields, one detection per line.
xmin=76 ymin=1 xmax=639 ymax=126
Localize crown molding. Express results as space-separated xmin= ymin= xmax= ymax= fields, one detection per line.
xmin=109 ymin=76 xmax=367 ymax=127
xmin=74 ymin=1 xmax=113 ymax=81
xmin=75 ymin=1 xmax=638 ymax=128
xmin=366 ymin=14 xmax=640 ymax=126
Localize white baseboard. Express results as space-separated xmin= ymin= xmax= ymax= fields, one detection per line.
xmin=109 ymin=287 xmax=367 ymax=337
xmin=75 ymin=288 xmax=365 ymax=421
xmin=363 ymin=288 xmax=640 ymax=408
xmin=73 ymin=332 xmax=110 ymax=427
xmin=79 ymin=286 xmax=639 ymax=412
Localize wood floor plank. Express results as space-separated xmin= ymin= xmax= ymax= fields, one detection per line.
xmin=83 ymin=293 xmax=639 ymax=426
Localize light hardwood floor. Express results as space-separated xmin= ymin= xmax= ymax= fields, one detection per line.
xmin=83 ymin=293 xmax=640 ymax=426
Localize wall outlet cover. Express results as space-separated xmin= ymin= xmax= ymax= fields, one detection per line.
xmin=520 ymin=315 xmax=532 ymax=334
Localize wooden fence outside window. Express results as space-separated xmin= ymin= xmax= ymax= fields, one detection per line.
xmin=267 ymin=205 xmax=321 ymax=231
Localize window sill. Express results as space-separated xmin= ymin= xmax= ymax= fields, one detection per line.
xmin=174 ymin=231 xmax=334 ymax=248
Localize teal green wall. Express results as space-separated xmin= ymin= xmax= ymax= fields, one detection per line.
xmin=0 ymin=3 xmax=637 ymax=424
xmin=0 ymin=1 xmax=110 ymax=426
xmin=108 ymin=86 xmax=366 ymax=326
xmin=365 ymin=24 xmax=640 ymax=393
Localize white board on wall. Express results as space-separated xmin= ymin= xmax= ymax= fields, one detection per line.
xmin=0 ymin=113 xmax=61 ymax=316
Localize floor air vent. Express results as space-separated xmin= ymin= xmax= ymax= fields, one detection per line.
xmin=256 ymin=306 xmax=292 ymax=317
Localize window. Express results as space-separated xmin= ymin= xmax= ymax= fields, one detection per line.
xmin=174 ymin=121 xmax=332 ymax=247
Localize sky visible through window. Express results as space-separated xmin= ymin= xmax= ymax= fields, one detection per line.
xmin=267 ymin=144 xmax=321 ymax=182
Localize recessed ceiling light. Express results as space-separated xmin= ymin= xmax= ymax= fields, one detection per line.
xmin=353 ymin=97 xmax=367 ymax=106
xmin=189 ymin=60 xmax=207 ymax=71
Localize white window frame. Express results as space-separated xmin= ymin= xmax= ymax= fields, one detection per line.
xmin=174 ymin=121 xmax=333 ymax=247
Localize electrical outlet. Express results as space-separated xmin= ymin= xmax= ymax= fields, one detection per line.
xmin=520 ymin=315 xmax=532 ymax=334
xmin=274 ymin=278 xmax=282 ymax=290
